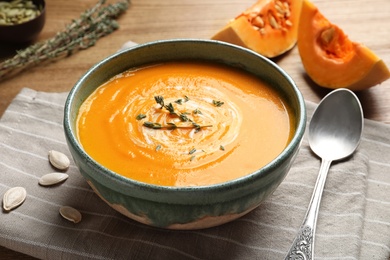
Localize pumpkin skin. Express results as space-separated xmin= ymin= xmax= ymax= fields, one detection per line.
xmin=298 ymin=0 xmax=390 ymax=91
xmin=212 ymin=0 xmax=302 ymax=58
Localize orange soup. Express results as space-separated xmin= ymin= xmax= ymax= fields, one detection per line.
xmin=77 ymin=61 xmax=295 ymax=187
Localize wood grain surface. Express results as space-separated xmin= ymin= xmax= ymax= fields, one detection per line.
xmin=0 ymin=0 xmax=389 ymax=258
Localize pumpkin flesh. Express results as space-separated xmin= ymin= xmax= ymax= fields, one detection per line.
xmin=212 ymin=0 xmax=302 ymax=58
xmin=298 ymin=0 xmax=390 ymax=90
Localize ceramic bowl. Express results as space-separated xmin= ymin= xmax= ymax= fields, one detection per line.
xmin=64 ymin=39 xmax=306 ymax=230
xmin=0 ymin=0 xmax=46 ymax=43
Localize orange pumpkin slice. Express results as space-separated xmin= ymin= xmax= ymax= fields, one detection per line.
xmin=212 ymin=0 xmax=302 ymax=58
xmin=298 ymin=0 xmax=390 ymax=91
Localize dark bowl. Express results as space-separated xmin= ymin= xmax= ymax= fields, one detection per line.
xmin=0 ymin=0 xmax=46 ymax=44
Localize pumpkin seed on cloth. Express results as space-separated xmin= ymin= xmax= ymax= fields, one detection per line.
xmin=2 ymin=187 xmax=27 ymax=211
xmin=59 ymin=206 xmax=82 ymax=224
xmin=48 ymin=150 xmax=70 ymax=171
xmin=38 ymin=172 xmax=69 ymax=186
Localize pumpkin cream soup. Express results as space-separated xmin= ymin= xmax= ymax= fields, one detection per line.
xmin=77 ymin=61 xmax=295 ymax=187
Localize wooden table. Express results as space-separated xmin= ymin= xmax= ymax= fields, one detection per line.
xmin=1 ymin=0 xmax=389 ymax=258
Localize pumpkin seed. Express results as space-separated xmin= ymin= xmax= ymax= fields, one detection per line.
xmin=280 ymin=1 xmax=290 ymax=17
xmin=269 ymin=14 xmax=280 ymax=29
xmin=39 ymin=172 xmax=69 ymax=186
xmin=252 ymin=16 xmax=264 ymax=28
xmin=59 ymin=206 xmax=82 ymax=223
xmin=259 ymin=28 xmax=266 ymax=35
xmin=48 ymin=150 xmax=70 ymax=170
xmin=285 ymin=20 xmax=293 ymax=27
xmin=2 ymin=187 xmax=26 ymax=211
xmin=274 ymin=4 xmax=285 ymax=15
xmin=321 ymin=27 xmax=335 ymax=44
xmin=275 ymin=0 xmax=282 ymax=7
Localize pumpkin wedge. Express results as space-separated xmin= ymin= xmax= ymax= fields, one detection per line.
xmin=298 ymin=0 xmax=390 ymax=91
xmin=212 ymin=0 xmax=302 ymax=58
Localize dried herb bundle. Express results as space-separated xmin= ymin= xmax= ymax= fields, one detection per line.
xmin=0 ymin=0 xmax=130 ymax=81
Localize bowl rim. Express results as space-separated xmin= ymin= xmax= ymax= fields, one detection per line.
xmin=64 ymin=38 xmax=306 ymax=195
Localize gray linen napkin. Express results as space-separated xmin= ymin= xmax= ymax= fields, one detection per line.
xmin=0 ymin=88 xmax=389 ymax=260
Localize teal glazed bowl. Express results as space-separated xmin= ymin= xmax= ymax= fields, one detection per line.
xmin=64 ymin=39 xmax=306 ymax=230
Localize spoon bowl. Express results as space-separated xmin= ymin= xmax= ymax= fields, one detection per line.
xmin=309 ymin=89 xmax=364 ymax=161
xmin=285 ymin=88 xmax=363 ymax=259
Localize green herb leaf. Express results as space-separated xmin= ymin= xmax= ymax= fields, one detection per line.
xmin=189 ymin=148 xmax=196 ymax=155
xmin=143 ymin=121 xmax=154 ymax=128
xmin=136 ymin=114 xmax=146 ymax=120
xmin=174 ymin=99 xmax=183 ymax=105
xmin=166 ymin=122 xmax=177 ymax=129
xmin=143 ymin=121 xmax=162 ymax=129
xmin=213 ymin=100 xmax=224 ymax=107
xmin=179 ymin=113 xmax=190 ymax=122
xmin=154 ymin=96 xmax=164 ymax=108
xmin=166 ymin=103 xmax=175 ymax=114
xmin=193 ymin=108 xmax=202 ymax=115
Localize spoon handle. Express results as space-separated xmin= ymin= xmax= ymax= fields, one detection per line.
xmin=284 ymin=159 xmax=332 ymax=260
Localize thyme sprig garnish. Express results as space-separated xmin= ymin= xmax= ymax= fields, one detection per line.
xmin=143 ymin=121 xmax=213 ymax=130
xmin=0 ymin=0 xmax=130 ymax=81
xmin=143 ymin=95 xmax=213 ymax=131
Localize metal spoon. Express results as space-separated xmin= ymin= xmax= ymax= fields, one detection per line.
xmin=284 ymin=88 xmax=364 ymax=259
